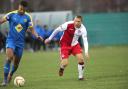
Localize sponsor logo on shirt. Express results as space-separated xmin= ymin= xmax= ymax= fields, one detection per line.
xmin=24 ymin=19 xmax=27 ymax=22
xmin=15 ymin=24 xmax=23 ymax=32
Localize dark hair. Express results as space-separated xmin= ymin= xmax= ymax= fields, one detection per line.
xmin=74 ymin=15 xmax=82 ymax=21
xmin=20 ymin=0 xmax=28 ymax=8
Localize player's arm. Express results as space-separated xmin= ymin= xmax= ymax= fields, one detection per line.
xmin=0 ymin=18 xmax=7 ymax=24
xmin=0 ymin=11 xmax=14 ymax=25
xmin=0 ymin=14 xmax=9 ymax=24
xmin=82 ymin=25 xmax=89 ymax=59
xmin=29 ymin=27 xmax=38 ymax=38
xmin=45 ymin=23 xmax=67 ymax=44
xmin=27 ymin=14 xmax=43 ymax=41
xmin=29 ymin=27 xmax=44 ymax=42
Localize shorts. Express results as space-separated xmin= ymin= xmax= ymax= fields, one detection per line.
xmin=6 ymin=40 xmax=23 ymax=59
xmin=60 ymin=43 xmax=82 ymax=59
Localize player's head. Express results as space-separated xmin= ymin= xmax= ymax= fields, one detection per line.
xmin=73 ymin=15 xmax=82 ymax=28
xmin=18 ymin=0 xmax=28 ymax=14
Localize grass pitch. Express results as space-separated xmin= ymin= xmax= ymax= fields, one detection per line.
xmin=0 ymin=46 xmax=128 ymax=89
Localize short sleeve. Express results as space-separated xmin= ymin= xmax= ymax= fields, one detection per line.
xmin=3 ymin=12 xmax=13 ymax=21
xmin=26 ymin=13 xmax=33 ymax=29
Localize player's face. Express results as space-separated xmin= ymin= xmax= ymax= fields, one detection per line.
xmin=18 ymin=5 xmax=25 ymax=14
xmin=74 ymin=17 xmax=82 ymax=28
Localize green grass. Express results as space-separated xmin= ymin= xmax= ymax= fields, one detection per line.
xmin=0 ymin=46 xmax=128 ymax=89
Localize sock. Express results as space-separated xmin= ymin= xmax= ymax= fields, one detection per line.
xmin=10 ymin=64 xmax=18 ymax=76
xmin=59 ymin=65 xmax=64 ymax=72
xmin=3 ymin=59 xmax=11 ymax=83
xmin=60 ymin=65 xmax=65 ymax=69
xmin=59 ymin=64 xmax=66 ymax=72
xmin=59 ymin=65 xmax=65 ymax=76
xmin=78 ymin=62 xmax=84 ymax=79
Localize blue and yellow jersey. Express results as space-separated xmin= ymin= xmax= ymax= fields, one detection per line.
xmin=3 ymin=10 xmax=33 ymax=48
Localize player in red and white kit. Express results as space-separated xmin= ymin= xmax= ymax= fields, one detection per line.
xmin=45 ymin=16 xmax=89 ymax=80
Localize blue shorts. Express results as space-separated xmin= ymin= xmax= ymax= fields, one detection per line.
xmin=6 ymin=40 xmax=23 ymax=59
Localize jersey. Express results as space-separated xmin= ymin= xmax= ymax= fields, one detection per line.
xmin=48 ymin=21 xmax=88 ymax=54
xmin=3 ymin=10 xmax=33 ymax=48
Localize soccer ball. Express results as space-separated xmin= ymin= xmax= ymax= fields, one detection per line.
xmin=14 ymin=76 xmax=25 ymax=87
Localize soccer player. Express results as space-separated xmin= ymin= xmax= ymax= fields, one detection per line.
xmin=0 ymin=1 xmax=43 ymax=86
xmin=45 ymin=16 xmax=89 ymax=80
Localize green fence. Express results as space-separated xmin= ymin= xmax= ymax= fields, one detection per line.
xmin=1 ymin=12 xmax=128 ymax=46
xmin=82 ymin=12 xmax=128 ymax=45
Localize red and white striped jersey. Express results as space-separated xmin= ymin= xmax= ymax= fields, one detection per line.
xmin=48 ymin=21 xmax=88 ymax=54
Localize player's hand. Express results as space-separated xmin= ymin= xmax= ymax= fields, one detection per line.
xmin=44 ymin=38 xmax=51 ymax=44
xmin=85 ymin=53 xmax=90 ymax=60
xmin=37 ymin=36 xmax=44 ymax=42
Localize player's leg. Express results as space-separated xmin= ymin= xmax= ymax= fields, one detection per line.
xmin=59 ymin=58 xmax=68 ymax=76
xmin=2 ymin=48 xmax=14 ymax=86
xmin=8 ymin=47 xmax=23 ymax=83
xmin=75 ymin=53 xmax=85 ymax=80
xmin=59 ymin=47 xmax=70 ymax=76
xmin=1 ymin=40 xmax=16 ymax=86
xmin=72 ymin=44 xmax=84 ymax=80
xmin=8 ymin=55 xmax=21 ymax=83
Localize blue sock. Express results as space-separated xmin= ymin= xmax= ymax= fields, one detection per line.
xmin=10 ymin=64 xmax=18 ymax=76
xmin=3 ymin=60 xmax=11 ymax=83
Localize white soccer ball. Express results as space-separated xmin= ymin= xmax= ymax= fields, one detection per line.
xmin=14 ymin=76 xmax=25 ymax=87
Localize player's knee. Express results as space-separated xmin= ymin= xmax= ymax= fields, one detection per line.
xmin=6 ymin=49 xmax=14 ymax=59
xmin=6 ymin=53 xmax=13 ymax=60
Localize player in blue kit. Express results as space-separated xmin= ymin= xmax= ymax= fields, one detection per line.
xmin=0 ymin=1 xmax=43 ymax=86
